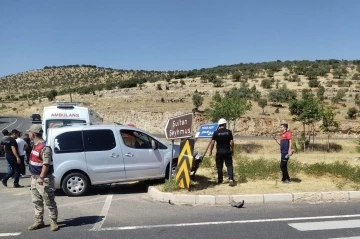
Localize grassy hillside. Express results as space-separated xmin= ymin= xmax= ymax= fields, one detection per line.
xmin=1 ymin=59 xmax=360 ymax=102
xmin=1 ymin=59 xmax=360 ymax=134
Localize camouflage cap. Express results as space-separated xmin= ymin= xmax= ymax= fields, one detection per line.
xmin=27 ymin=124 xmax=43 ymax=134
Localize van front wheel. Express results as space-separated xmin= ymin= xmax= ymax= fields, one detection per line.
xmin=62 ymin=172 xmax=89 ymax=196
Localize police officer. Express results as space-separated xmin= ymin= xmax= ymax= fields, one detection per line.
xmin=209 ymin=118 xmax=235 ymax=186
xmin=27 ymin=124 xmax=59 ymax=231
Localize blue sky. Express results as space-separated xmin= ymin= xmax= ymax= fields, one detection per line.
xmin=1 ymin=0 xmax=359 ymax=77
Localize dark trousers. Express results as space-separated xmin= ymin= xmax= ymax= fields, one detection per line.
xmin=215 ymin=151 xmax=234 ymax=181
xmin=3 ymin=157 xmax=20 ymax=185
xmin=19 ymin=155 xmax=25 ymax=175
xmin=280 ymin=153 xmax=290 ymax=181
xmin=25 ymin=151 xmax=31 ymax=165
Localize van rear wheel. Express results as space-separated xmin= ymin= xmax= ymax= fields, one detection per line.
xmin=165 ymin=158 xmax=178 ymax=179
xmin=62 ymin=172 xmax=89 ymax=196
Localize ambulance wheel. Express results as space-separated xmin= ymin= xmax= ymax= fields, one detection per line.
xmin=62 ymin=172 xmax=89 ymax=196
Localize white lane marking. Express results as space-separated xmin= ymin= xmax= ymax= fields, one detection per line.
xmin=0 ymin=233 xmax=21 ymax=237
xmin=16 ymin=119 xmax=24 ymax=129
xmin=94 ymin=214 xmax=360 ymax=232
xmin=58 ymin=196 xmax=107 ymax=209
xmin=0 ymin=118 xmax=18 ymax=131
xmin=328 ymin=237 xmax=360 ymax=239
xmin=90 ymin=195 xmax=113 ymax=231
xmin=289 ymin=219 xmax=360 ymax=231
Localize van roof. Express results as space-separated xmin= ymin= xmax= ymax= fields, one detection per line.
xmin=47 ymin=124 xmax=138 ymax=131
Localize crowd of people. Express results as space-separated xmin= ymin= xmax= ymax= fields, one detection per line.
xmin=1 ymin=125 xmax=59 ymax=232
xmin=0 ymin=129 xmax=32 ymax=187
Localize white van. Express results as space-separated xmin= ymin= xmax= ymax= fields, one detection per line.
xmin=42 ymin=101 xmax=103 ymax=140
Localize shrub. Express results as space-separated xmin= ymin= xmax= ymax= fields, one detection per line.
xmin=200 ymin=156 xmax=212 ymax=168
xmin=162 ymin=179 xmax=180 ymax=192
xmin=347 ymin=107 xmax=358 ymax=119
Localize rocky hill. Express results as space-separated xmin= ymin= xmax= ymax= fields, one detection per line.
xmin=1 ymin=59 xmax=360 ymax=137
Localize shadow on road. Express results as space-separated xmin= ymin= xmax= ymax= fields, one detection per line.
xmin=55 ymin=182 xmax=149 ymax=197
xmin=291 ymin=177 xmax=302 ymax=183
xmin=59 ymin=216 xmax=104 ymax=228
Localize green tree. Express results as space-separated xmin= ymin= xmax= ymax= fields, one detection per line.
xmin=268 ymin=85 xmax=297 ymax=103
xmin=208 ymin=74 xmax=217 ymax=82
xmin=232 ymin=72 xmax=242 ymax=82
xmin=331 ymin=89 xmax=346 ymax=104
xmin=205 ymin=96 xmax=251 ymax=131
xmin=316 ymin=85 xmax=325 ymax=101
xmin=252 ymin=90 xmax=261 ymax=102
xmin=200 ymin=75 xmax=208 ymax=83
xmin=46 ymin=89 xmax=58 ymax=101
xmin=304 ymin=68 xmax=318 ymax=80
xmin=289 ymin=95 xmax=322 ymax=151
xmin=308 ymin=79 xmax=320 ymax=88
xmin=261 ymin=78 xmax=274 ymax=89
xmin=320 ymin=106 xmax=339 ymax=151
xmin=212 ymin=78 xmax=223 ymax=87
xmin=347 ymin=107 xmax=358 ymax=119
xmin=267 ymin=69 xmax=274 ymax=77
xmin=258 ymin=98 xmax=268 ymax=114
xmin=192 ymin=93 xmax=204 ymax=111
xmin=212 ymin=91 xmax=222 ymax=103
xmin=332 ymin=68 xmax=347 ymax=79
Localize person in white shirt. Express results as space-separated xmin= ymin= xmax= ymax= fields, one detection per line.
xmin=15 ymin=131 xmax=28 ymax=175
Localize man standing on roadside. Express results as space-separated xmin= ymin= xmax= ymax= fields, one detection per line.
xmin=16 ymin=131 xmax=28 ymax=175
xmin=274 ymin=123 xmax=293 ymax=183
xmin=23 ymin=133 xmax=32 ymax=165
xmin=1 ymin=129 xmax=22 ymax=188
xmin=1 ymin=129 xmax=12 ymax=174
xmin=27 ymin=124 xmax=59 ymax=232
xmin=209 ymin=118 xmax=235 ymax=186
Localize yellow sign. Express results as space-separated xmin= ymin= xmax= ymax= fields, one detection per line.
xmin=175 ymin=139 xmax=195 ymax=189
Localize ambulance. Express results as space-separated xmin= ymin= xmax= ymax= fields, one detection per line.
xmin=42 ymin=101 xmax=103 ymax=140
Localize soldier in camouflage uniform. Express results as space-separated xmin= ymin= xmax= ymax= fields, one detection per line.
xmin=27 ymin=124 xmax=59 ymax=231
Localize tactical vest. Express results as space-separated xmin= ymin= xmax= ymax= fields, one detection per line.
xmin=29 ymin=141 xmax=54 ymax=175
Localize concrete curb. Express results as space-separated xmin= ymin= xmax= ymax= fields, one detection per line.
xmin=147 ymin=186 xmax=360 ymax=206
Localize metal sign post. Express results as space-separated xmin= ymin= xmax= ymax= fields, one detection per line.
xmin=169 ymin=139 xmax=174 ymax=180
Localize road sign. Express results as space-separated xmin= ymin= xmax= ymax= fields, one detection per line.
xmin=175 ymin=138 xmax=195 ymax=189
xmin=194 ymin=123 xmax=219 ymax=138
xmin=164 ymin=113 xmax=193 ymax=140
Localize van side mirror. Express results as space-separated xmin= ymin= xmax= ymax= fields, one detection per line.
xmin=151 ymin=140 xmax=158 ymax=150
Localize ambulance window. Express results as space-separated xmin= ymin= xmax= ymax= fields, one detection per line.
xmin=54 ymin=131 xmax=84 ymax=154
xmin=83 ymin=129 xmax=116 ymax=152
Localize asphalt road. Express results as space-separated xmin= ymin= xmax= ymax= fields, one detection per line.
xmin=0 ymin=116 xmax=32 ymax=135
xmin=1 ymin=116 xmax=360 ymax=238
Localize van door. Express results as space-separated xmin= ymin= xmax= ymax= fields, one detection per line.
xmin=118 ymin=128 xmax=164 ymax=180
xmin=83 ymin=128 xmax=126 ymax=184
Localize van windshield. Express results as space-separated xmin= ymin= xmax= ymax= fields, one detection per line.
xmin=46 ymin=119 xmax=87 ymax=132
